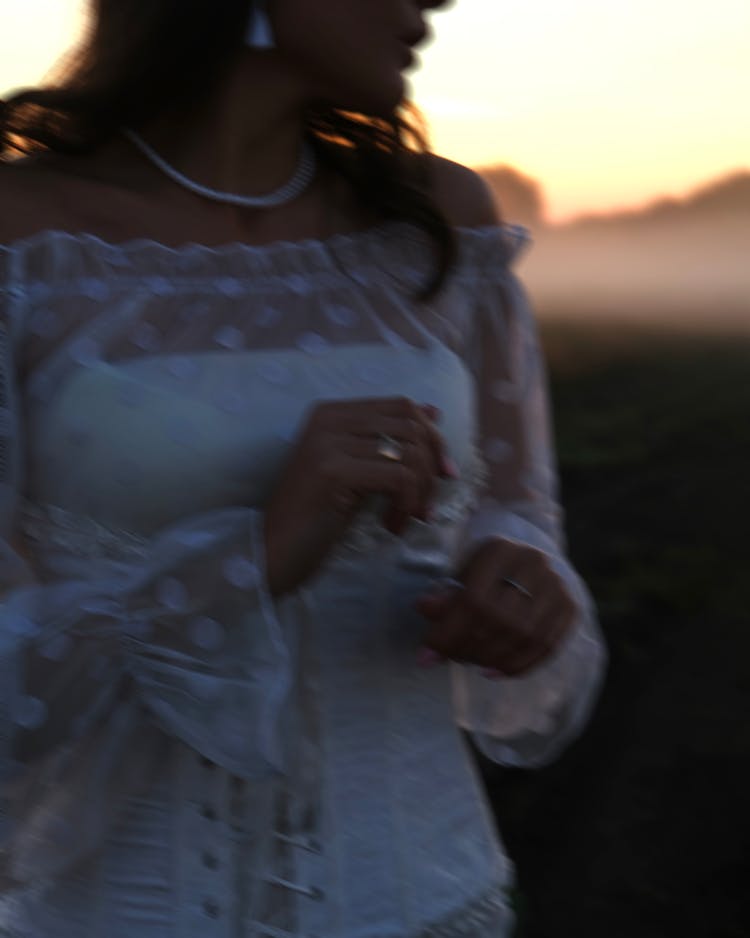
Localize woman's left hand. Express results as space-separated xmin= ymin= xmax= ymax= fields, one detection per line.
xmin=414 ymin=537 xmax=577 ymax=677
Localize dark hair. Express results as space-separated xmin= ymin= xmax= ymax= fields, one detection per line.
xmin=0 ymin=0 xmax=456 ymax=298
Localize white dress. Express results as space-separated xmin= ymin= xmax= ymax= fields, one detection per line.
xmin=0 ymin=221 xmax=606 ymax=938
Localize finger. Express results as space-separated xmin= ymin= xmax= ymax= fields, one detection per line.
xmin=365 ymin=407 xmax=452 ymax=517
xmin=501 ymin=546 xmax=552 ymax=601
xmin=459 ymin=548 xmax=511 ymax=635
xmin=322 ymin=450 xmax=421 ymax=524
xmin=343 ymin=415 xmax=422 ymax=443
xmin=369 ymin=397 xmax=455 ymax=479
xmin=497 ymin=609 xmax=572 ymax=676
xmin=488 ymin=590 xmax=558 ymax=675
xmin=355 ymin=416 xmax=445 ymax=517
xmin=385 ymin=434 xmax=432 ymax=522
xmin=343 ymin=435 xmax=429 ymax=485
xmin=432 ymin=548 xmax=522 ymax=667
xmin=312 ymin=397 xmax=449 ymax=477
xmin=491 ymin=573 xmax=578 ymax=674
xmin=381 ymin=446 xmax=432 ymax=527
xmin=415 ymin=589 xmax=456 ymax=618
xmin=422 ymin=592 xmax=477 ymax=662
xmin=323 ymin=398 xmax=456 ymax=519
xmin=458 ymin=560 xmax=531 ymax=653
xmin=455 ymin=540 xmax=572 ymax=674
xmin=415 ymin=586 xmax=461 ymax=665
xmin=415 ymin=407 xmax=457 ymax=480
xmin=488 ymin=550 xmax=550 ymax=652
xmin=415 ymin=575 xmax=467 ymax=619
xmin=459 ymin=536 xmax=528 ymax=597
xmin=340 ymin=427 xmax=436 ymax=524
xmin=313 ymin=396 xmax=424 ymax=424
xmin=464 ymin=590 xmax=531 ymax=667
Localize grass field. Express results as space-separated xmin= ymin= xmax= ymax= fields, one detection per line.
xmin=481 ymin=319 xmax=750 ymax=938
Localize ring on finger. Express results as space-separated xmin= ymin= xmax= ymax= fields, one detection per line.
xmin=435 ymin=576 xmax=465 ymax=591
xmin=376 ymin=433 xmax=405 ymax=463
xmin=472 ymin=626 xmax=494 ymax=647
xmin=502 ymin=576 xmax=534 ymax=600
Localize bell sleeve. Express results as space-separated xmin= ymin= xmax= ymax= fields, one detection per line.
xmin=451 ymin=226 xmax=608 ymax=768
xmin=0 ymin=248 xmax=292 ymax=884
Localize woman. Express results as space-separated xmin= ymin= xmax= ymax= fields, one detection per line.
xmin=0 ymin=1 xmax=606 ymax=935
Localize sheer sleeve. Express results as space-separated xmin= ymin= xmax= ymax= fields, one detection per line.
xmin=451 ymin=227 xmax=608 ymax=769
xmin=0 ymin=247 xmax=291 ymax=884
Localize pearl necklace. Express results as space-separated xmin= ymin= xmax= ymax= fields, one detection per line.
xmin=122 ymin=128 xmax=317 ymax=209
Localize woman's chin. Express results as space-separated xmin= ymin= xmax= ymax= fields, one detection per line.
xmin=351 ymin=74 xmax=406 ymax=119
xmin=327 ymin=73 xmax=406 ymax=120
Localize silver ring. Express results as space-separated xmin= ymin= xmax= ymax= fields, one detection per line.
xmin=502 ymin=576 xmax=533 ymax=600
xmin=434 ymin=576 xmax=465 ymax=592
xmin=376 ymin=433 xmax=404 ymax=463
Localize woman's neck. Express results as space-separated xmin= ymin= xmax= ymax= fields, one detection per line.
xmin=137 ymin=53 xmax=307 ymax=200
xmin=21 ymin=53 xmax=374 ymax=249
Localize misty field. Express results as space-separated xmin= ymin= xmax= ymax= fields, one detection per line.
xmin=482 ymin=319 xmax=750 ymax=938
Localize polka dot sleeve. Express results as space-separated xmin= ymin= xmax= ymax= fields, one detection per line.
xmin=450 ymin=230 xmax=609 ymax=768
xmin=0 ymin=248 xmax=291 ymax=885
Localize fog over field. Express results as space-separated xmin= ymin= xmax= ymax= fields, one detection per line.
xmin=480 ymin=167 xmax=750 ymax=330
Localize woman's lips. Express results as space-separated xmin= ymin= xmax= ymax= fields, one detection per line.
xmin=400 ymin=43 xmax=417 ymax=68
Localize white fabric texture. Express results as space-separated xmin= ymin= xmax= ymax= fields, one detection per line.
xmin=0 ymin=221 xmax=607 ymax=937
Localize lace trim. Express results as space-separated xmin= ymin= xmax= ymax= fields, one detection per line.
xmin=0 ymin=222 xmax=529 ymax=272
xmin=15 ymin=446 xmax=490 ymax=568
xmin=416 ymin=884 xmax=512 ymax=938
xmin=16 ymin=498 xmax=150 ymax=564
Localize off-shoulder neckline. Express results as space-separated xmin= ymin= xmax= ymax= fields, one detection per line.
xmin=0 ymin=220 xmax=530 ymax=258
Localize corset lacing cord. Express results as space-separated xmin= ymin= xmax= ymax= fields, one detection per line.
xmin=262 ymin=874 xmax=323 ymax=901
xmin=249 ymin=922 xmax=319 ymax=938
xmin=273 ymin=831 xmax=322 ymax=854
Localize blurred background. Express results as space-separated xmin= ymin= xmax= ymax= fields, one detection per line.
xmin=3 ymin=2 xmax=749 ymax=936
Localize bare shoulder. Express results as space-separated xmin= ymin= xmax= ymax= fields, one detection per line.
xmin=0 ymin=151 xmax=149 ymax=246
xmin=427 ymin=155 xmax=502 ymax=229
xmin=0 ymin=156 xmax=68 ymax=245
xmin=0 ymin=161 xmax=33 ymax=244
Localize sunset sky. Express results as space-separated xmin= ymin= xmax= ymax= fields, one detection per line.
xmin=2 ymin=0 xmax=748 ymax=222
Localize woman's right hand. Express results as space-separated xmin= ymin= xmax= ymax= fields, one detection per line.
xmin=263 ymin=396 xmax=457 ymax=597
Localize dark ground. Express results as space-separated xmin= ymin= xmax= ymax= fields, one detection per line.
xmin=476 ymin=320 xmax=750 ymax=938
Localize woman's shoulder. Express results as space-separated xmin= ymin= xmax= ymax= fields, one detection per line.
xmin=427 ymin=154 xmax=503 ymax=230
xmin=0 ymin=150 xmax=145 ymax=247
xmin=0 ymin=155 xmax=72 ymax=246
